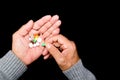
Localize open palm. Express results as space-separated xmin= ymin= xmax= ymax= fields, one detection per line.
xmin=12 ymin=15 xmax=61 ymax=65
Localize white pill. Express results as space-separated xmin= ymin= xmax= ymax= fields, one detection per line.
xmin=37 ymin=37 xmax=42 ymax=42
xmin=36 ymin=42 xmax=40 ymax=46
xmin=29 ymin=37 xmax=32 ymax=41
xmin=29 ymin=43 xmax=33 ymax=48
xmin=33 ymin=43 xmax=37 ymax=47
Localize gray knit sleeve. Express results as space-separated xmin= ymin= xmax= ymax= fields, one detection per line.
xmin=0 ymin=50 xmax=27 ymax=80
xmin=63 ymin=60 xmax=96 ymax=80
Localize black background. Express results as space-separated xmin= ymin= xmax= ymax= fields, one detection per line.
xmin=0 ymin=0 xmax=116 ymax=80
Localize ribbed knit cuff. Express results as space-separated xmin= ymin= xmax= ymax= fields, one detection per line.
xmin=0 ymin=50 xmax=27 ymax=80
xmin=63 ymin=60 xmax=96 ymax=80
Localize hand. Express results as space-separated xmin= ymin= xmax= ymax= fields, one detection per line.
xmin=29 ymin=15 xmax=61 ymax=59
xmin=45 ymin=34 xmax=80 ymax=71
xmin=12 ymin=15 xmax=61 ymax=65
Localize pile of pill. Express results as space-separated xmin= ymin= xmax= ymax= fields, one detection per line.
xmin=29 ymin=34 xmax=46 ymax=48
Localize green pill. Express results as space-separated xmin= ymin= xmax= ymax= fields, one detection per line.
xmin=33 ymin=39 xmax=37 ymax=43
xmin=41 ymin=43 xmax=46 ymax=47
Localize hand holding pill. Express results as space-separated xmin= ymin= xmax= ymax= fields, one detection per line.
xmin=12 ymin=15 xmax=61 ymax=65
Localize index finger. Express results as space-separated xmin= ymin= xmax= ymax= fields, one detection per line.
xmin=17 ymin=20 xmax=34 ymax=36
xmin=33 ymin=15 xmax=51 ymax=30
xmin=47 ymin=34 xmax=69 ymax=45
xmin=46 ymin=43 xmax=64 ymax=63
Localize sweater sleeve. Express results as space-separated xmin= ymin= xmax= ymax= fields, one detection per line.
xmin=0 ymin=50 xmax=27 ymax=80
xmin=63 ymin=60 xmax=96 ymax=80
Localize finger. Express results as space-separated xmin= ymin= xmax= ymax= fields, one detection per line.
xmin=45 ymin=28 xmax=60 ymax=41
xmin=46 ymin=43 xmax=63 ymax=62
xmin=42 ymin=48 xmax=51 ymax=60
xmin=49 ymin=15 xmax=59 ymax=24
xmin=18 ymin=20 xmax=34 ymax=36
xmin=42 ymin=48 xmax=48 ymax=56
xmin=47 ymin=34 xmax=69 ymax=45
xmin=33 ymin=15 xmax=51 ymax=30
xmin=51 ymin=28 xmax=60 ymax=35
xmin=38 ymin=22 xmax=52 ymax=33
xmin=43 ymin=54 xmax=51 ymax=60
xmin=39 ymin=15 xmax=59 ymax=34
xmin=53 ymin=42 xmax=61 ymax=48
xmin=43 ymin=20 xmax=61 ymax=38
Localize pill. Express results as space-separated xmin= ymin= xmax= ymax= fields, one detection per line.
xmin=29 ymin=43 xmax=33 ymax=48
xmin=37 ymin=37 xmax=42 ymax=42
xmin=41 ymin=43 xmax=46 ymax=47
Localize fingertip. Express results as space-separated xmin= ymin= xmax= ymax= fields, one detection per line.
xmin=28 ymin=19 xmax=33 ymax=23
xmin=45 ymin=15 xmax=52 ymax=19
xmin=46 ymin=43 xmax=51 ymax=49
xmin=56 ymin=20 xmax=62 ymax=27
xmin=53 ymin=14 xmax=59 ymax=19
xmin=29 ymin=19 xmax=34 ymax=23
xmin=54 ymin=14 xmax=59 ymax=18
xmin=58 ymin=20 xmax=61 ymax=24
xmin=26 ymin=20 xmax=34 ymax=26
xmin=43 ymin=54 xmax=50 ymax=60
xmin=18 ymin=19 xmax=34 ymax=36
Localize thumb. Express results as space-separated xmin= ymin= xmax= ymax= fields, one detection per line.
xmin=46 ymin=43 xmax=63 ymax=61
xmin=18 ymin=20 xmax=34 ymax=36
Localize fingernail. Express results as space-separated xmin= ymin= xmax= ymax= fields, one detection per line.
xmin=54 ymin=15 xmax=59 ymax=19
xmin=45 ymin=15 xmax=51 ymax=18
xmin=46 ymin=43 xmax=51 ymax=48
